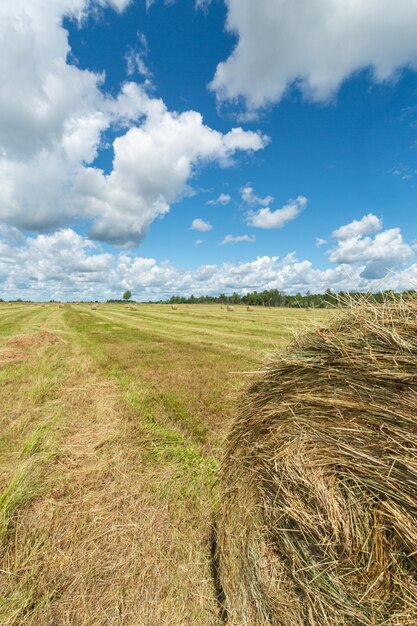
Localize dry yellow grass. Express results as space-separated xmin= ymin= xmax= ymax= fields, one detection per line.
xmin=0 ymin=303 xmax=331 ymax=625
xmin=214 ymin=300 xmax=417 ymax=625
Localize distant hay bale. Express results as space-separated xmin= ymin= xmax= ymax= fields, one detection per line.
xmin=246 ymin=306 xmax=254 ymax=311
xmin=220 ymin=305 xmax=225 ymax=310
xmin=58 ymin=304 xmax=64 ymax=309
xmin=226 ymin=305 xmax=234 ymax=312
xmin=91 ymin=305 xmax=97 ymax=310
xmin=214 ymin=301 xmax=417 ymax=625
xmin=171 ymin=305 xmax=178 ymax=310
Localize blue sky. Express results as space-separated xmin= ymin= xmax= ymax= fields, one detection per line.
xmin=1 ymin=0 xmax=417 ymax=300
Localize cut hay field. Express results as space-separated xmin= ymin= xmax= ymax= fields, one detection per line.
xmin=0 ymin=302 xmax=330 ymax=626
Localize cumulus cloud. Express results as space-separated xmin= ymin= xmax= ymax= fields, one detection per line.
xmin=190 ymin=218 xmax=212 ymax=232
xmin=0 ymin=229 xmax=113 ymax=299
xmin=220 ymin=234 xmax=256 ymax=245
xmin=241 ymin=185 xmax=273 ymax=206
xmin=0 ymin=0 xmax=268 ymax=246
xmin=332 ymin=214 xmax=383 ymax=240
xmin=329 ymin=215 xmax=414 ymax=279
xmin=210 ymin=0 xmax=417 ymax=110
xmin=83 ymin=102 xmax=267 ymax=245
xmin=315 ymin=238 xmax=328 ymax=247
xmin=2 ymin=229 xmax=417 ymax=301
xmin=247 ymin=196 xmax=307 ymax=229
xmin=206 ymin=193 xmax=231 ymax=206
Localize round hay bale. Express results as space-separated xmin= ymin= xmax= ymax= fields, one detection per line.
xmin=171 ymin=305 xmax=178 ymax=310
xmin=214 ymin=302 xmax=417 ymax=625
xmin=220 ymin=305 xmax=225 ymax=310
xmin=227 ymin=305 xmax=234 ymax=312
xmin=91 ymin=305 xmax=97 ymax=310
xmin=246 ymin=306 xmax=254 ymax=311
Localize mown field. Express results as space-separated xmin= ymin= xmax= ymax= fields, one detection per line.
xmin=0 ymin=302 xmax=330 ymax=626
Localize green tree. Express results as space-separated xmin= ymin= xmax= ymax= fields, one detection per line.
xmin=123 ymin=290 xmax=132 ymax=301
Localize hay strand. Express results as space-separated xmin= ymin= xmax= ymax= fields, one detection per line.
xmin=214 ymin=300 xmax=417 ymax=625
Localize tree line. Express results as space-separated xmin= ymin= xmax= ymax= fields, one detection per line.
xmin=156 ymin=289 xmax=417 ymax=308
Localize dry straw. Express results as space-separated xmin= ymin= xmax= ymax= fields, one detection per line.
xmin=214 ymin=299 xmax=417 ymax=626
xmin=171 ymin=305 xmax=178 ymax=310
xmin=246 ymin=306 xmax=254 ymax=311
xmin=227 ymin=305 xmax=234 ymax=312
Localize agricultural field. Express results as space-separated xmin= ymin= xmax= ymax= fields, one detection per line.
xmin=0 ymin=302 xmax=330 ymax=626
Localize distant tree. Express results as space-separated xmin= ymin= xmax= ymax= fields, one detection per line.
xmin=123 ymin=290 xmax=132 ymax=301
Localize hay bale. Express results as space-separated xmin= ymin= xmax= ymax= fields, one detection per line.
xmin=227 ymin=305 xmax=234 ymax=312
xmin=171 ymin=305 xmax=178 ymax=310
xmin=220 ymin=305 xmax=225 ymax=310
xmin=91 ymin=305 xmax=97 ymax=310
xmin=58 ymin=304 xmax=64 ymax=309
xmin=214 ymin=302 xmax=417 ymax=625
xmin=246 ymin=306 xmax=254 ymax=311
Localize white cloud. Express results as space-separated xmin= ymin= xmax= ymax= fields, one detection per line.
xmin=126 ymin=32 xmax=152 ymax=79
xmin=332 ymin=214 xmax=383 ymax=240
xmin=0 ymin=229 xmax=113 ymax=299
xmin=206 ymin=193 xmax=231 ymax=206
xmin=1 ymin=229 xmax=417 ymax=301
xmin=247 ymin=196 xmax=307 ymax=229
xmin=190 ymin=218 xmax=213 ymax=232
xmin=195 ymin=239 xmax=204 ymax=246
xmin=241 ymin=185 xmax=273 ymax=206
xmin=315 ymin=237 xmax=328 ymax=247
xmin=195 ymin=0 xmax=212 ymax=11
xmin=220 ymin=234 xmax=256 ymax=245
xmin=211 ymin=0 xmax=417 ymax=110
xmin=0 ymin=1 xmax=268 ymax=246
xmin=83 ymin=101 xmax=267 ymax=245
xmin=329 ymin=217 xmax=414 ymax=279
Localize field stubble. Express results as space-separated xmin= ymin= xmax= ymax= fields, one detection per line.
xmin=0 ymin=303 xmax=329 ymax=625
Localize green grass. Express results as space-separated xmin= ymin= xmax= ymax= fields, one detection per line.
xmin=0 ymin=302 xmax=331 ymax=625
